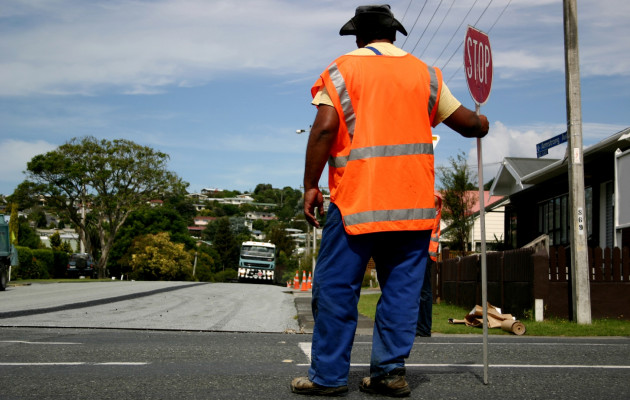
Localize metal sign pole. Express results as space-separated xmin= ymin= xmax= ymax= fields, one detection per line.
xmin=475 ymin=104 xmax=489 ymax=385
xmin=465 ymin=25 xmax=492 ymax=385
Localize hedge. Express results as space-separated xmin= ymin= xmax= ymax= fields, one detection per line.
xmin=12 ymin=246 xmax=70 ymax=280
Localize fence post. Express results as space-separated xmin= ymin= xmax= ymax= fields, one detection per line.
xmin=623 ymin=247 xmax=630 ymax=282
xmin=500 ymin=251 xmax=505 ymax=312
xmin=612 ymin=247 xmax=621 ymax=281
xmin=532 ymin=248 xmax=549 ymax=321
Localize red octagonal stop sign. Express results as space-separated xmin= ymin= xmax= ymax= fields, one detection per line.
xmin=464 ymin=26 xmax=493 ymax=105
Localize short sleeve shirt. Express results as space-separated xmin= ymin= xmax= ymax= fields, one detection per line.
xmin=312 ymin=42 xmax=461 ymax=126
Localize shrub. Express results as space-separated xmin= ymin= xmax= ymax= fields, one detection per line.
xmin=13 ymin=246 xmax=49 ymax=279
xmin=31 ymin=249 xmax=52 ymax=279
xmin=127 ymin=232 xmax=194 ymax=281
xmin=213 ymin=268 xmax=237 ymax=282
xmin=362 ymin=272 xmax=378 ymax=288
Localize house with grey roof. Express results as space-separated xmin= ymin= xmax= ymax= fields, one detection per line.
xmin=490 ymin=127 xmax=630 ymax=250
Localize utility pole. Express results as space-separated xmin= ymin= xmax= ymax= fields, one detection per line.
xmin=563 ymin=0 xmax=591 ymax=324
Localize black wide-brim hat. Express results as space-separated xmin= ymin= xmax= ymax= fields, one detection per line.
xmin=339 ymin=4 xmax=407 ymax=36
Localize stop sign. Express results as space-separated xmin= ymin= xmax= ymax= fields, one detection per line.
xmin=464 ymin=26 xmax=493 ymax=105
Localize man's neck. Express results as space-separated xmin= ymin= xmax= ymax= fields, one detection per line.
xmin=356 ymin=38 xmax=394 ymax=48
xmin=368 ymin=39 xmax=393 ymax=45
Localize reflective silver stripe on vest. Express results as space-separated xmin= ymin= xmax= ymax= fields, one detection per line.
xmin=344 ymin=208 xmax=436 ymax=227
xmin=328 ymin=63 xmax=356 ymax=138
xmin=329 ymin=142 xmax=433 ymax=168
xmin=427 ymin=66 xmax=439 ymax=118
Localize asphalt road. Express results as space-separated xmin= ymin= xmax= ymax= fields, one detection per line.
xmin=0 ymin=281 xmax=300 ymax=332
xmin=0 ymin=281 xmax=629 ymax=399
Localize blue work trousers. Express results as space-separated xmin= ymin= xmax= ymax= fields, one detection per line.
xmin=308 ymin=203 xmax=430 ymax=387
xmin=416 ymin=258 xmax=434 ymax=336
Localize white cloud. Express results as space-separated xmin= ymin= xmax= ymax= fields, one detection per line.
xmin=0 ymin=0 xmax=346 ymax=96
xmin=0 ymin=139 xmax=57 ymax=192
xmin=464 ymin=121 xmax=627 ymax=184
xmin=2 ymin=0 xmax=628 ymax=96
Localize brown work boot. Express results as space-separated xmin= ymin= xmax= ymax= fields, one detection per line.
xmin=291 ymin=376 xmax=348 ymax=396
xmin=359 ymin=368 xmax=411 ymax=397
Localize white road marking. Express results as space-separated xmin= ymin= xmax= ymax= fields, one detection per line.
xmin=354 ymin=341 xmax=629 ymax=347
xmin=299 ymin=342 xmax=311 ymax=362
xmin=298 ymin=342 xmax=630 ymax=369
xmin=0 ymin=340 xmax=82 ymax=345
xmin=0 ymin=362 xmax=149 ymax=366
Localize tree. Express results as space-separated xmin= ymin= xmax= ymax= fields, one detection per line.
xmin=25 ymin=136 xmax=184 ymax=277
xmin=49 ymin=231 xmax=62 ymax=250
xmin=29 ymin=206 xmax=47 ymax=228
xmin=436 ymin=152 xmax=476 ymax=252
xmin=267 ymin=223 xmax=295 ymax=257
xmin=126 ymin=232 xmax=193 ymax=281
xmin=9 ymin=203 xmax=18 ymax=245
xmin=16 ymin=216 xmax=42 ymax=249
xmin=7 ymin=181 xmax=40 ymax=211
xmin=193 ymin=245 xmax=221 ymax=282
xmin=107 ymin=204 xmax=195 ymax=277
xmin=206 ymin=217 xmax=239 ymax=271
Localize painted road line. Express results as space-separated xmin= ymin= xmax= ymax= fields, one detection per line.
xmin=0 ymin=362 xmax=149 ymax=366
xmin=297 ymin=342 xmax=630 ymax=369
xmin=301 ymin=363 xmax=630 ymax=369
xmin=0 ymin=340 xmax=82 ymax=345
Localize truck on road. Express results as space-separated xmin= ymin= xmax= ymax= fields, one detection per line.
xmin=0 ymin=215 xmax=19 ymax=291
xmin=238 ymin=241 xmax=276 ymax=284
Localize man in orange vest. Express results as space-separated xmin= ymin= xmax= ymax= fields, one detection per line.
xmin=417 ymin=193 xmax=442 ymax=338
xmin=291 ymin=5 xmax=488 ymax=397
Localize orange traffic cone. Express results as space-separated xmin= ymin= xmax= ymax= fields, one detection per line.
xmin=286 ymin=281 xmax=291 ymax=288
xmin=293 ymin=271 xmax=300 ymax=290
xmin=307 ymin=272 xmax=312 ymax=290
xmin=300 ymin=270 xmax=308 ymax=291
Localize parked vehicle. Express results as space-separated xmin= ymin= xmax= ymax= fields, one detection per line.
xmin=238 ymin=241 xmax=276 ymax=283
xmin=0 ymin=215 xmax=18 ymax=290
xmin=67 ymin=253 xmax=96 ymax=278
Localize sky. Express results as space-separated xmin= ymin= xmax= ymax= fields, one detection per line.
xmin=1 ymin=0 xmax=629 ymax=196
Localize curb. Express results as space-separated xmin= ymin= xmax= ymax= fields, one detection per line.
xmin=291 ymin=289 xmax=377 ymax=335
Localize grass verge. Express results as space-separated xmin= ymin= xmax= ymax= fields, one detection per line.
xmin=357 ymin=292 xmax=630 ymax=337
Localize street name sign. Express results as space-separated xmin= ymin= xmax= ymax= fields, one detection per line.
xmin=536 ymin=131 xmax=568 ymax=158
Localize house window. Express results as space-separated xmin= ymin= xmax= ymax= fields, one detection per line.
xmin=538 ymin=188 xmax=592 ymax=246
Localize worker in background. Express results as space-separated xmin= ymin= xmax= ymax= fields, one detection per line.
xmin=292 ymin=5 xmax=488 ymax=397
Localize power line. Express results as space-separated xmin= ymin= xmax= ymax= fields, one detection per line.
xmin=410 ymin=0 xmax=445 ymax=54
xmin=487 ymin=0 xmax=512 ymax=33
xmin=400 ymin=0 xmax=415 ymax=24
xmin=444 ymin=0 xmax=513 ymax=85
xmin=435 ymin=161 xmax=502 ymax=170
xmin=401 ymin=0 xmax=429 ymax=49
xmin=439 ymin=0 xmax=494 ymax=71
xmin=419 ymin=0 xmax=456 ymax=58
xmin=431 ymin=0 xmax=480 ymax=66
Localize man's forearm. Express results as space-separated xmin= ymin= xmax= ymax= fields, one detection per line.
xmin=303 ymin=105 xmax=340 ymax=190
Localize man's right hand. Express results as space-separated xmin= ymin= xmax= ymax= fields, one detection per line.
xmin=304 ymin=188 xmax=324 ymax=227
xmin=443 ymin=105 xmax=489 ymax=138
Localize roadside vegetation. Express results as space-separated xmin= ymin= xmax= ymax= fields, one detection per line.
xmin=3 ymin=136 xmax=315 ymax=285
xmin=358 ymin=293 xmax=630 ymax=337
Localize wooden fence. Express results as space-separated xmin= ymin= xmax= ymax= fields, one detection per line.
xmin=438 ymin=246 xmax=630 ymax=320
xmin=533 ymin=246 xmax=630 ymax=319
xmin=438 ymin=248 xmax=535 ymax=317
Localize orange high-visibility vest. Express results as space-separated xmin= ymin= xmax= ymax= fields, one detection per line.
xmin=429 ymin=194 xmax=442 ymax=261
xmin=312 ymin=53 xmax=442 ymax=234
